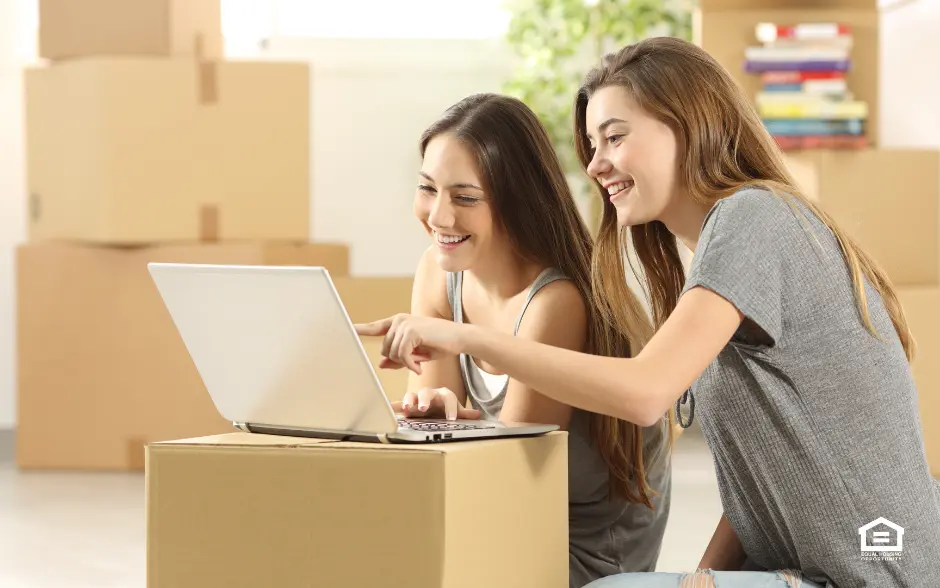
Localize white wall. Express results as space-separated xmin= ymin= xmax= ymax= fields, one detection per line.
xmin=0 ymin=0 xmax=28 ymax=429
xmin=880 ymin=0 xmax=940 ymax=148
xmin=261 ymin=37 xmax=517 ymax=276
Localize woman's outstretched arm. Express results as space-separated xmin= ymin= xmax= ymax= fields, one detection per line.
xmin=357 ymin=286 xmax=743 ymax=426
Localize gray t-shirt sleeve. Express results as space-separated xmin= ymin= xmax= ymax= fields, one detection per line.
xmin=682 ymin=189 xmax=785 ymax=347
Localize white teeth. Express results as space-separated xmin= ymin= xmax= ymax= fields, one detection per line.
xmin=607 ymin=180 xmax=634 ymax=196
xmin=435 ymin=232 xmax=469 ymax=244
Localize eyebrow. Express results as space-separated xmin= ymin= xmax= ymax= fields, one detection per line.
xmin=598 ymin=117 xmax=628 ymax=132
xmin=419 ymin=171 xmax=483 ymax=191
xmin=588 ymin=117 xmax=629 ymax=141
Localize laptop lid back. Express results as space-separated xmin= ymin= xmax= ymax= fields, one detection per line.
xmin=147 ymin=263 xmax=398 ymax=435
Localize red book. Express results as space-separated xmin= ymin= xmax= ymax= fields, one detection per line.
xmin=773 ymin=135 xmax=868 ymax=151
xmin=762 ymin=71 xmax=846 ymax=84
xmin=756 ymin=23 xmax=852 ymax=44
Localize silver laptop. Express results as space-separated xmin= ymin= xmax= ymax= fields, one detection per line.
xmin=147 ymin=263 xmax=557 ymax=444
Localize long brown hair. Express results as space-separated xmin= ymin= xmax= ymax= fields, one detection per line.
xmin=421 ymin=93 xmax=659 ymax=507
xmin=574 ymin=37 xmax=914 ymax=362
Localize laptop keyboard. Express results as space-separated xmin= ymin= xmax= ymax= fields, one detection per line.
xmin=398 ymin=418 xmax=495 ymax=431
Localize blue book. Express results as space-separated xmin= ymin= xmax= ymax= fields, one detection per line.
xmin=745 ymin=60 xmax=850 ymax=73
xmin=763 ymin=118 xmax=865 ymax=136
xmin=762 ymin=83 xmax=803 ymax=92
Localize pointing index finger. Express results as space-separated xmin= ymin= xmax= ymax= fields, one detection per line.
xmin=354 ymin=317 xmax=393 ymax=337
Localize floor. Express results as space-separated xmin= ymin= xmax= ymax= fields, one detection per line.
xmin=0 ymin=428 xmax=722 ymax=587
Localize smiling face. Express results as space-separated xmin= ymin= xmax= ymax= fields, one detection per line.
xmin=584 ymin=86 xmax=680 ymax=228
xmin=413 ymin=133 xmax=500 ymax=273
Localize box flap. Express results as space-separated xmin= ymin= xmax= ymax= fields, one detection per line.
xmin=151 ymin=431 xmax=566 ymax=453
xmin=150 ymin=432 xmax=336 ymax=448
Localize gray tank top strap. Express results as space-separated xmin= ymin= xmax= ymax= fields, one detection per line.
xmin=512 ymin=267 xmax=569 ymax=335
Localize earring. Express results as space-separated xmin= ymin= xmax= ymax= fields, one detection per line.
xmin=676 ymin=388 xmax=695 ymax=428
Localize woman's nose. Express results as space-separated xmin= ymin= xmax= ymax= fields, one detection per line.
xmin=587 ymin=152 xmax=611 ymax=179
xmin=428 ymin=197 xmax=455 ymax=228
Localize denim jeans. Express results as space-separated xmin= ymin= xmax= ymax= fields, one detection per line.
xmin=584 ymin=570 xmax=824 ymax=588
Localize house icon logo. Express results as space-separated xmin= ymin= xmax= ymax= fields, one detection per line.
xmin=859 ymin=517 xmax=904 ymax=553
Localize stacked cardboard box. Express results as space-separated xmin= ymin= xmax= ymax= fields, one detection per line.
xmin=16 ymin=1 xmax=415 ymax=470
xmin=782 ymin=149 xmax=940 ymax=285
xmin=698 ymin=0 xmax=940 ymax=475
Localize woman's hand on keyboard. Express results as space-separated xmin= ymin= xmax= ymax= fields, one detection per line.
xmin=392 ymin=387 xmax=481 ymax=421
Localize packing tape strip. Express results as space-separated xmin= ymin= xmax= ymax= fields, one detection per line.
xmin=200 ymin=205 xmax=220 ymax=242
xmin=194 ymin=33 xmax=218 ymax=105
xmin=127 ymin=438 xmax=146 ymax=471
xmin=199 ymin=61 xmax=218 ymax=105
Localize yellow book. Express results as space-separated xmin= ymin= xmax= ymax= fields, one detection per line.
xmin=759 ymin=101 xmax=867 ymax=120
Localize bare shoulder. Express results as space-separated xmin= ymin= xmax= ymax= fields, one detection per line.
xmin=516 ymin=278 xmax=588 ymax=348
xmin=413 ymin=245 xmax=453 ymax=320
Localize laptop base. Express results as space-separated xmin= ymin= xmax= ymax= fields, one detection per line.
xmin=236 ymin=421 xmax=554 ymax=444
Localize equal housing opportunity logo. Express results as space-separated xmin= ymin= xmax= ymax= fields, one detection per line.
xmin=858 ymin=517 xmax=904 ymax=562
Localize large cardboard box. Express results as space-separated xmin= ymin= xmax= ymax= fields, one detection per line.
xmin=147 ymin=432 xmax=569 ymax=588
xmin=783 ymin=148 xmax=940 ymax=286
xmin=897 ymin=287 xmax=940 ymax=476
xmin=16 ymin=242 xmax=349 ymax=471
xmin=334 ymin=276 xmax=415 ymax=401
xmin=39 ymin=0 xmax=222 ymax=60
xmin=696 ymin=2 xmax=880 ymax=145
xmin=26 ymin=58 xmax=309 ymax=243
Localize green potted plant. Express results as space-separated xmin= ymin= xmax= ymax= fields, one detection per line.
xmin=503 ymin=0 xmax=694 ymax=231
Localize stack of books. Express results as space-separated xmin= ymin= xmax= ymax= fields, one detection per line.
xmin=744 ymin=22 xmax=867 ymax=150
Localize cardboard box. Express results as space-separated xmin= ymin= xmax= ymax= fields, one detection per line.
xmin=334 ymin=276 xmax=416 ymax=401
xmin=26 ymin=58 xmax=309 ymax=243
xmin=897 ymin=287 xmax=940 ymax=476
xmin=16 ymin=241 xmax=349 ymax=471
xmin=39 ymin=0 xmax=222 ymax=60
xmin=696 ymin=5 xmax=880 ymax=145
xmin=783 ymin=148 xmax=940 ymax=286
xmin=147 ymin=432 xmax=569 ymax=588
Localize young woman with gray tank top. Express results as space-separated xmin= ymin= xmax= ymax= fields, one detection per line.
xmin=383 ymin=93 xmax=673 ymax=588
xmin=360 ymin=39 xmax=940 ymax=588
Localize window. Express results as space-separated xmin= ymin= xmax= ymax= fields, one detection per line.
xmin=223 ymin=0 xmax=511 ymax=43
xmin=13 ymin=0 xmax=511 ymax=62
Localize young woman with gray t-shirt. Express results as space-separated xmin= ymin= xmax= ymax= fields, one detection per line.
xmin=359 ymin=38 xmax=940 ymax=588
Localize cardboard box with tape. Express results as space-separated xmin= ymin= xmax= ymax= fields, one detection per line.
xmin=146 ymin=432 xmax=569 ymax=588
xmin=25 ymin=58 xmax=309 ymax=243
xmin=16 ymin=241 xmax=349 ymax=471
xmin=783 ymin=148 xmax=940 ymax=286
xmin=39 ymin=0 xmax=223 ymax=60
